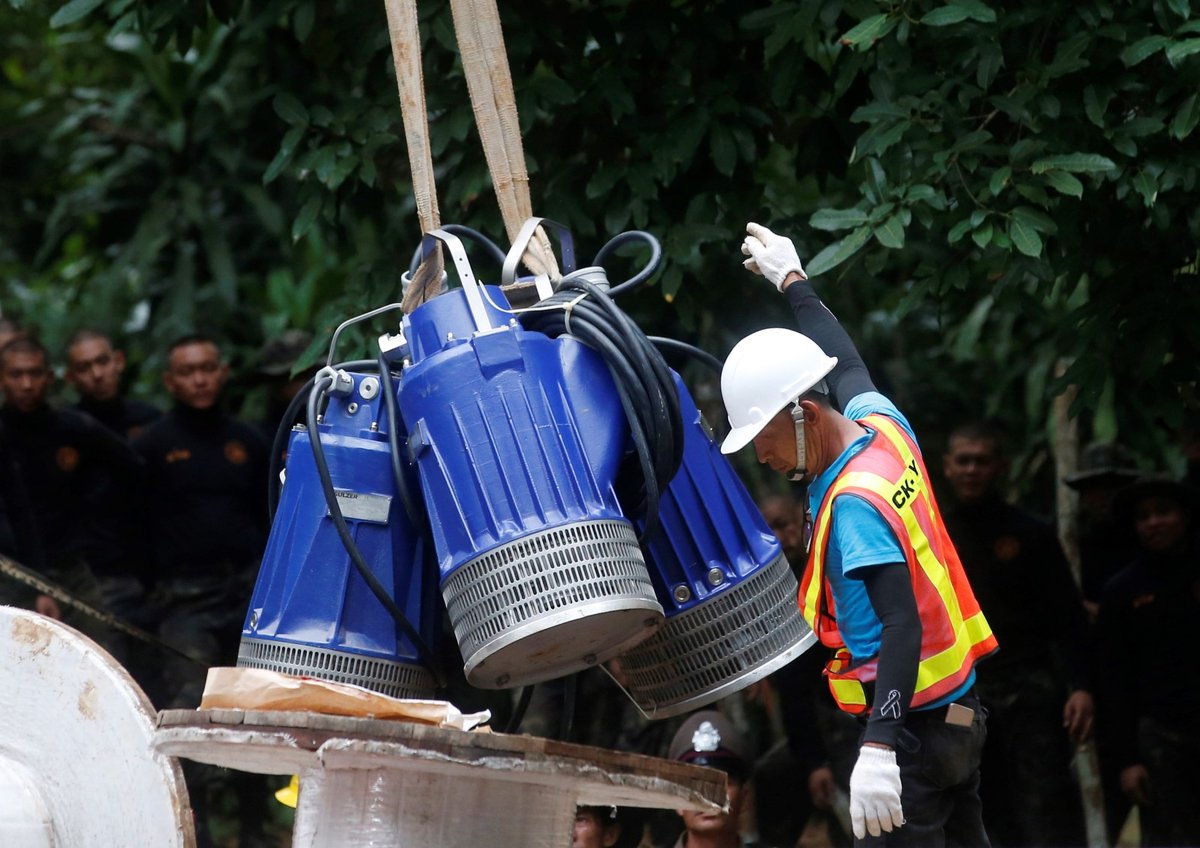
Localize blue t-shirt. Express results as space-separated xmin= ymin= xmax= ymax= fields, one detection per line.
xmin=805 ymin=391 xmax=974 ymax=707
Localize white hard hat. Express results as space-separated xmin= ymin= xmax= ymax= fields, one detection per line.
xmin=719 ymin=328 xmax=838 ymax=454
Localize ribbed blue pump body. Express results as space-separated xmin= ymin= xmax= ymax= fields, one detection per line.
xmin=639 ymin=371 xmax=782 ymax=613
xmin=242 ymin=376 xmax=436 ymax=664
xmin=398 ymin=286 xmax=629 ymax=582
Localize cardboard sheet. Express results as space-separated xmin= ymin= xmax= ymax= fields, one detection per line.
xmin=199 ymin=667 xmax=491 ymax=731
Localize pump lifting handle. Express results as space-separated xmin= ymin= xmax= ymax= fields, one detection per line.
xmin=421 ymin=229 xmax=494 ymax=333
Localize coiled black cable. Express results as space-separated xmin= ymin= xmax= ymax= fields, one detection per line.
xmin=377 ymin=351 xmax=421 ymax=528
xmin=520 ymin=273 xmax=682 ymax=539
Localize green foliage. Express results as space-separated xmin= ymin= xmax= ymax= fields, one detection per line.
xmin=2 ymin=0 xmax=1198 ymax=499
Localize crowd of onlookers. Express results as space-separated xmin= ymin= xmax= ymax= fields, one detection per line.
xmin=1 ymin=315 xmax=1198 ymax=848
xmin=0 ymin=317 xmax=289 ymax=847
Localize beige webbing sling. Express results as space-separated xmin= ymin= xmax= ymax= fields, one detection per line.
xmin=383 ymin=0 xmax=561 ymax=315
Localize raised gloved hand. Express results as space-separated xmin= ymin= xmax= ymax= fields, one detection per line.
xmin=849 ymin=745 xmax=904 ymax=839
xmin=741 ymin=222 xmax=807 ymax=290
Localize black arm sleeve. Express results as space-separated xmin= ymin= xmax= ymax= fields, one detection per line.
xmin=785 ymin=280 xmax=877 ymax=411
xmin=859 ymin=562 xmax=922 ymax=748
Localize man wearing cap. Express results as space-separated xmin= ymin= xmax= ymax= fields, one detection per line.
xmin=669 ymin=710 xmax=775 ymax=848
xmin=1097 ymin=474 xmax=1200 ymax=846
xmin=1064 ymin=441 xmax=1140 ymax=617
xmin=721 ymin=224 xmax=997 ymax=845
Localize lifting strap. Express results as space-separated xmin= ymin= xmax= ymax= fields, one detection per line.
xmin=383 ymin=0 xmax=561 ymax=311
xmin=383 ymin=0 xmax=446 ymax=313
xmin=447 ymin=0 xmax=560 ymax=282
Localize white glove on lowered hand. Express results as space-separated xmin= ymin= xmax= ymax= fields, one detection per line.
xmin=741 ymin=222 xmax=807 ymax=290
xmin=849 ymin=745 xmax=905 ymax=840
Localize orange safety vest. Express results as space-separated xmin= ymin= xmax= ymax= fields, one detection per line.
xmin=797 ymin=413 xmax=997 ymax=715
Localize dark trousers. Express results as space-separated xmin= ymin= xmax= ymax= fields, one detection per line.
xmin=857 ymin=695 xmax=990 ymax=848
xmin=974 ymin=681 xmax=1089 ymax=848
xmin=1139 ymin=717 xmax=1200 ymax=847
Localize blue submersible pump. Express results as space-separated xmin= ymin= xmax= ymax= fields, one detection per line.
xmin=614 ymin=370 xmax=816 ymax=717
xmin=238 ymin=307 xmax=440 ymax=699
xmin=397 ymin=228 xmax=666 ymax=689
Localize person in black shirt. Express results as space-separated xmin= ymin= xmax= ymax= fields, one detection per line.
xmin=132 ymin=334 xmax=272 ymax=848
xmin=132 ymin=334 xmax=269 ymax=706
xmin=65 ymin=329 xmax=161 ymax=440
xmin=1097 ymin=474 xmax=1200 ymax=847
xmin=0 ymin=336 xmax=142 ymax=650
xmin=942 ymin=421 xmax=1091 ymax=848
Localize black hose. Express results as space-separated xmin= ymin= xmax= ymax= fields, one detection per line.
xmin=520 ymin=275 xmax=682 ymax=539
xmin=505 ymin=685 xmax=535 ymax=734
xmin=558 ymin=674 xmax=577 ymax=742
xmin=377 ymin=351 xmax=421 ymax=528
xmin=593 ymin=230 xmax=663 ymax=297
xmin=305 ymin=377 xmax=443 ymax=685
xmin=648 ymin=336 xmax=724 ymax=376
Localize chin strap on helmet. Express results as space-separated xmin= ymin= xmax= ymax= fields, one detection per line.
xmin=788 ymin=399 xmax=808 ymax=483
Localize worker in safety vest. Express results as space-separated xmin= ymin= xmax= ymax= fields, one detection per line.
xmin=720 ymin=223 xmax=998 ymax=846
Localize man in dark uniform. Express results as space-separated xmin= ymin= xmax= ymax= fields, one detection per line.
xmin=131 ymin=334 xmax=269 ymax=706
xmin=132 ymin=334 xmax=271 ymax=848
xmin=941 ymin=421 xmax=1091 ymax=847
xmin=0 ymin=336 xmax=142 ymax=650
xmin=65 ymin=329 xmax=161 ymax=440
xmin=1098 ymin=474 xmax=1200 ymax=847
xmin=65 ymin=329 xmax=161 ymax=634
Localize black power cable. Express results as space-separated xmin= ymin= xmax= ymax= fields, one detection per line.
xmin=593 ymin=230 xmax=663 ymax=297
xmin=305 ymin=375 xmax=443 ymax=686
xmin=647 ymin=336 xmax=724 ymax=376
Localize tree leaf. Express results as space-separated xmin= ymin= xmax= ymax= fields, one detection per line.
xmin=948 ymin=218 xmax=973 ymax=244
xmin=840 ymin=14 xmax=893 ymax=49
xmin=1012 ymin=205 xmax=1058 ymax=235
xmin=950 ymin=0 xmax=997 ymax=23
xmin=50 ymin=0 xmax=105 ymax=28
xmin=989 ymin=166 xmax=1011 ymax=197
xmin=1009 ymin=217 xmax=1044 ymax=257
xmin=263 ymin=125 xmax=304 ymax=184
xmin=292 ymin=197 xmax=321 ymax=243
xmin=1132 ymin=170 xmax=1158 ymax=207
xmin=1083 ymin=86 xmax=1112 ymax=127
xmin=1043 ymin=170 xmax=1084 ymax=198
xmin=1119 ymin=35 xmax=1170 ymax=67
xmin=874 ymin=213 xmax=906 ymax=249
xmin=977 ymin=42 xmax=1003 ymax=89
xmin=1030 ymin=153 xmax=1116 ymax=174
xmin=806 ymin=226 xmax=872 ymax=276
xmin=971 ymin=222 xmax=993 ymax=248
xmin=922 ymin=6 xmax=971 ymax=26
xmin=809 ymin=207 xmax=870 ymax=231
xmin=1165 ymin=38 xmax=1200 ymax=66
xmin=1171 ymin=92 xmax=1200 ymax=140
xmin=273 ymin=92 xmax=309 ymax=127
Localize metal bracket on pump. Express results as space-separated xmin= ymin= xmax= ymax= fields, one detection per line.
xmin=501 ymin=217 xmax=577 ymax=301
xmin=421 ymin=228 xmax=495 ymax=334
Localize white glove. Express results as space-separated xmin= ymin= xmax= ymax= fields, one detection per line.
xmin=741 ymin=222 xmax=807 ymax=290
xmin=848 ymin=745 xmax=905 ymax=839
